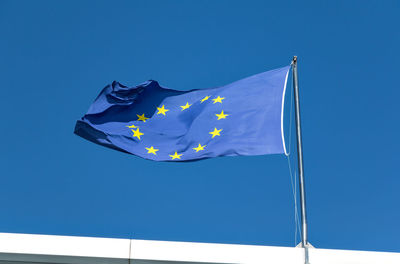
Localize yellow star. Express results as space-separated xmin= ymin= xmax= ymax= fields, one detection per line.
xmin=193 ymin=143 xmax=206 ymax=152
xmin=137 ymin=113 xmax=149 ymax=122
xmin=131 ymin=128 xmax=144 ymax=140
xmin=157 ymin=105 xmax=169 ymax=116
xmin=126 ymin=124 xmax=138 ymax=128
xmin=146 ymin=146 xmax=159 ymax=155
xmin=169 ymin=151 xmax=182 ymax=160
xmin=200 ymin=96 xmax=210 ymax=103
xmin=212 ymin=96 xmax=225 ymax=104
xmin=180 ymin=102 xmax=192 ymax=111
xmin=209 ymin=127 xmax=222 ymax=138
xmin=215 ymin=110 xmax=229 ymax=120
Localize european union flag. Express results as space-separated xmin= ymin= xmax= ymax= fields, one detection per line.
xmin=75 ymin=66 xmax=290 ymax=161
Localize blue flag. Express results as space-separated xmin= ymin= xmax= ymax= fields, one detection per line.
xmin=75 ymin=66 xmax=290 ymax=161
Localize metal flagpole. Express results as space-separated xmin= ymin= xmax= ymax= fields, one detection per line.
xmin=292 ymin=56 xmax=310 ymax=263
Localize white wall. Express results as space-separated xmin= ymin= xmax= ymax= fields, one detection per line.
xmin=0 ymin=233 xmax=398 ymax=264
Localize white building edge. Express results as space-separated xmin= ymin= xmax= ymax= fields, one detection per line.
xmin=0 ymin=232 xmax=399 ymax=264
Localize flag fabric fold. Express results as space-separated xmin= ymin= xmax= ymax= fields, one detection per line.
xmin=74 ymin=66 xmax=290 ymax=161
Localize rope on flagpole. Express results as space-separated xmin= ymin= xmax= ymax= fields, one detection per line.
xmin=285 ymin=66 xmax=302 ymax=246
xmin=292 ymin=56 xmax=310 ymax=264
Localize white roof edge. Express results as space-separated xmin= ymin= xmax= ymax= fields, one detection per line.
xmin=0 ymin=232 xmax=399 ymax=264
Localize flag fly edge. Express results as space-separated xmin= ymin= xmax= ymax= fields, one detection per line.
xmin=282 ymin=68 xmax=290 ymax=156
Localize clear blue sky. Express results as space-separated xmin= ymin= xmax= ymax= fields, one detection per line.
xmin=1 ymin=0 xmax=399 ymax=252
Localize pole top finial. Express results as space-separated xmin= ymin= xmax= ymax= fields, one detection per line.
xmin=293 ymin=56 xmax=297 ymax=64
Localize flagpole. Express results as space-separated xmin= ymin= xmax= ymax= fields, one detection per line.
xmin=292 ymin=56 xmax=310 ymax=262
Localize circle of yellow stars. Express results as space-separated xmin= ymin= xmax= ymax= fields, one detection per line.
xmin=126 ymin=94 xmax=227 ymax=160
